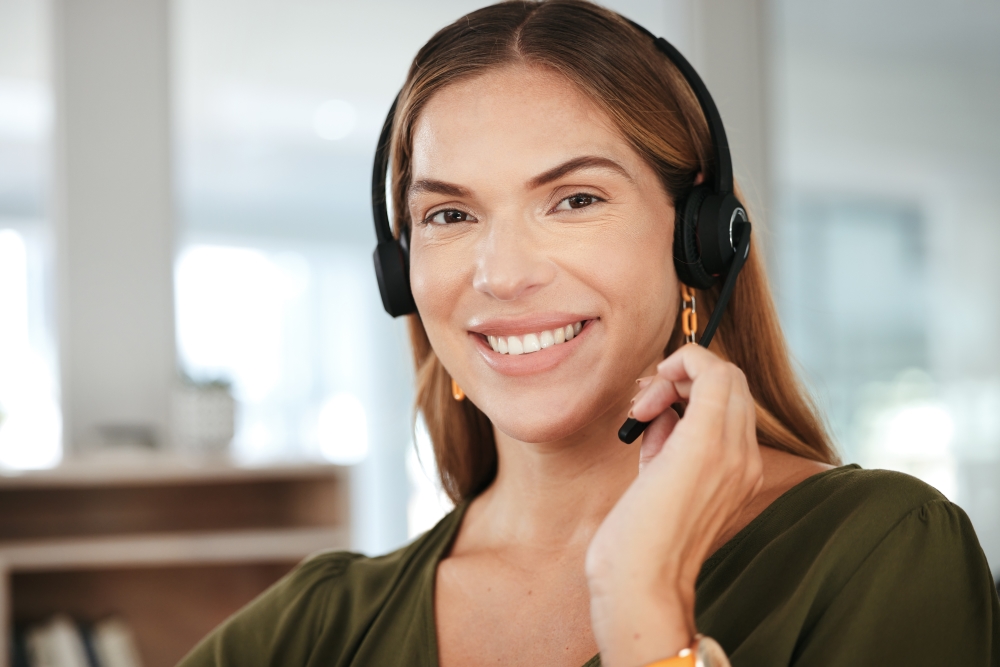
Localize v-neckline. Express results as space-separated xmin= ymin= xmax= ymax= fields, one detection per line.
xmin=424 ymin=465 xmax=858 ymax=667
xmin=423 ymin=502 xmax=602 ymax=667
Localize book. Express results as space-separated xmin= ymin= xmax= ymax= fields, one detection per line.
xmin=24 ymin=615 xmax=90 ymax=667
xmin=91 ymin=618 xmax=142 ymax=667
xmin=12 ymin=625 xmax=30 ymax=667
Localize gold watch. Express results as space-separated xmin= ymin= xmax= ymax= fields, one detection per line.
xmin=644 ymin=635 xmax=730 ymax=667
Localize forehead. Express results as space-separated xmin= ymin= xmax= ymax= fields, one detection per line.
xmin=410 ymin=65 xmax=633 ymax=182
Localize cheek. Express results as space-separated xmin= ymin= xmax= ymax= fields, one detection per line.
xmin=409 ymin=238 xmax=468 ymax=352
xmin=574 ymin=217 xmax=677 ymax=329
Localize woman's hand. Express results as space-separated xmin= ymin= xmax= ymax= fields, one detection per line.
xmin=586 ymin=344 xmax=763 ymax=667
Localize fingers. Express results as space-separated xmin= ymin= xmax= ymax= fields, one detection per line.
xmin=631 ymin=344 xmax=729 ymax=419
xmin=656 ymin=342 xmax=723 ymax=383
xmin=630 ymin=344 xmax=760 ymax=507
xmin=635 ymin=344 xmax=761 ymax=494
xmin=638 ymin=407 xmax=679 ymax=470
xmin=629 ymin=374 xmax=682 ymax=422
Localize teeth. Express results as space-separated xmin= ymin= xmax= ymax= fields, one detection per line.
xmin=486 ymin=321 xmax=586 ymax=356
xmin=508 ymin=336 xmax=524 ymax=355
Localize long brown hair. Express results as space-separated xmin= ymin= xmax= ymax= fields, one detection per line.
xmin=392 ymin=0 xmax=839 ymax=503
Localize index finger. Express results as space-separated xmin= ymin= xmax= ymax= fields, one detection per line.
xmin=655 ymin=342 xmax=728 ymax=385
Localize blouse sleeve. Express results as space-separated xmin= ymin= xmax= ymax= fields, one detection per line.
xmin=176 ymin=551 xmax=362 ymax=667
xmin=791 ymin=499 xmax=1000 ymax=666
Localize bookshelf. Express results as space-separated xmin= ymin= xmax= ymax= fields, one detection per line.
xmin=0 ymin=457 xmax=350 ymax=667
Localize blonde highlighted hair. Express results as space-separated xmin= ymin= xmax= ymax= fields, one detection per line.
xmin=391 ymin=0 xmax=838 ymax=502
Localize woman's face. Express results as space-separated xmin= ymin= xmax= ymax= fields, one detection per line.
xmin=408 ymin=65 xmax=679 ymax=444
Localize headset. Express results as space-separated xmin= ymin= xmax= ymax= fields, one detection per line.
xmin=371 ymin=13 xmax=752 ymax=445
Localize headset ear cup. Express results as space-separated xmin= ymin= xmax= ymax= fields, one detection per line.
xmin=373 ymin=240 xmax=417 ymax=317
xmin=673 ymin=186 xmax=717 ymax=289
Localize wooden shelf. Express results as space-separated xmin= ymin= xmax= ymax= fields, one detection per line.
xmin=0 ymin=454 xmax=345 ymax=489
xmin=0 ymin=460 xmax=350 ymax=667
xmin=0 ymin=526 xmax=349 ymax=572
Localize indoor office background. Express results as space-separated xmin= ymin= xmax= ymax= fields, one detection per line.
xmin=0 ymin=0 xmax=998 ymax=665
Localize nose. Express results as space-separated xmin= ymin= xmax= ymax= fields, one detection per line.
xmin=472 ymin=219 xmax=556 ymax=301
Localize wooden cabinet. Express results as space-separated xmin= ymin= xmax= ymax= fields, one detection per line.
xmin=0 ymin=459 xmax=349 ymax=667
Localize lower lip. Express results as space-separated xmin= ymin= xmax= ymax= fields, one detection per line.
xmin=472 ymin=322 xmax=593 ymax=377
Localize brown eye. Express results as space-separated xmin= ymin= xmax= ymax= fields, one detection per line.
xmin=427 ymin=209 xmax=474 ymax=224
xmin=556 ymin=193 xmax=603 ymax=211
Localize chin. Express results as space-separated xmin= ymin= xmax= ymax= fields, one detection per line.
xmin=478 ymin=389 xmax=617 ymax=444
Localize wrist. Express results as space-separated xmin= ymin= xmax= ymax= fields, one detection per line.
xmin=589 ymin=586 xmax=694 ymax=667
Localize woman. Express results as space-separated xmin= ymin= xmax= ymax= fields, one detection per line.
xmin=179 ymin=1 xmax=1000 ymax=665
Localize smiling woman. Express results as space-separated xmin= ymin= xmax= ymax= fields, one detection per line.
xmin=397 ymin=12 xmax=836 ymax=503
xmin=179 ymin=2 xmax=1000 ymax=666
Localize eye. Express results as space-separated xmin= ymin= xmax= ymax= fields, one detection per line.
xmin=555 ymin=193 xmax=604 ymax=211
xmin=425 ymin=209 xmax=475 ymax=225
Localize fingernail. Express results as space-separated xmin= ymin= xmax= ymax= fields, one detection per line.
xmin=627 ymin=409 xmax=635 ymax=419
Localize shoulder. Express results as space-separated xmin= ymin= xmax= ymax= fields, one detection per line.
xmin=177 ymin=506 xmax=465 ymax=667
xmin=698 ymin=466 xmax=1000 ymax=662
xmin=770 ymin=464 xmax=949 ymax=540
xmin=790 ymin=469 xmax=1000 ymax=663
xmin=813 ymin=466 xmax=988 ymax=576
xmin=701 ymin=465 xmax=965 ymax=592
xmin=806 ymin=464 xmax=945 ymax=507
xmin=775 ymin=465 xmax=980 ymax=568
xmin=740 ymin=464 xmax=992 ymax=601
xmin=804 ymin=465 xmax=988 ymax=561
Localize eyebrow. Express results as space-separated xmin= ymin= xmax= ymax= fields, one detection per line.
xmin=407 ymin=155 xmax=632 ymax=203
xmin=408 ymin=179 xmax=470 ymax=199
xmin=526 ymin=155 xmax=633 ymax=189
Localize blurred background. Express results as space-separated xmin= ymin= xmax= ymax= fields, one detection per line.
xmin=0 ymin=0 xmax=997 ymax=665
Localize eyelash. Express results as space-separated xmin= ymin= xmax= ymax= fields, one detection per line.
xmin=424 ymin=209 xmax=474 ymax=225
xmin=423 ymin=192 xmax=605 ymax=225
xmin=553 ymin=192 xmax=605 ymax=211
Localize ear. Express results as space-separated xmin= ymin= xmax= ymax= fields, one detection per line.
xmin=693 ymin=172 xmax=705 ymax=186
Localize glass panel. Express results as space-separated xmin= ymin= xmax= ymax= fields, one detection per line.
xmin=773 ymin=0 xmax=1000 ymax=570
xmin=0 ymin=0 xmax=60 ymax=470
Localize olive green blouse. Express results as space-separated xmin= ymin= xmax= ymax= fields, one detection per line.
xmin=178 ymin=465 xmax=1000 ymax=666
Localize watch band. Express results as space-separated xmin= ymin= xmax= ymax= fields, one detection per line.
xmin=643 ymin=649 xmax=695 ymax=667
xmin=646 ymin=640 xmax=698 ymax=667
xmin=642 ymin=635 xmax=730 ymax=667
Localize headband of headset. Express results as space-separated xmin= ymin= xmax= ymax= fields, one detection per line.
xmin=371 ymin=12 xmax=749 ymax=318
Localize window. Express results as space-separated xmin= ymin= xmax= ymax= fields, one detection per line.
xmin=773 ymin=0 xmax=1000 ymax=568
xmin=0 ymin=1 xmax=60 ymax=471
xmin=175 ymin=241 xmax=374 ymax=467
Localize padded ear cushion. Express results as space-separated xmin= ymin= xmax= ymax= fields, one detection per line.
xmin=673 ymin=186 xmax=717 ymax=289
xmin=373 ymin=239 xmax=417 ymax=317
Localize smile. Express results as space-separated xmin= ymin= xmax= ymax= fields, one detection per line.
xmin=486 ymin=321 xmax=586 ymax=356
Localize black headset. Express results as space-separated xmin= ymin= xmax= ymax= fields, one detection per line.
xmin=370 ymin=14 xmax=752 ymax=443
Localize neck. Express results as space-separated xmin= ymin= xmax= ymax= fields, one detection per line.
xmin=465 ymin=404 xmax=640 ymax=552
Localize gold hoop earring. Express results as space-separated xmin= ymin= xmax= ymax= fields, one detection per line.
xmin=451 ymin=378 xmax=466 ymax=402
xmin=681 ymin=284 xmax=698 ymax=344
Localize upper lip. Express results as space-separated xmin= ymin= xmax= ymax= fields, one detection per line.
xmin=467 ymin=313 xmax=595 ymax=337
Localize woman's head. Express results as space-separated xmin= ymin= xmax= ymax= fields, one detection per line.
xmin=393 ymin=0 xmax=838 ymax=501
